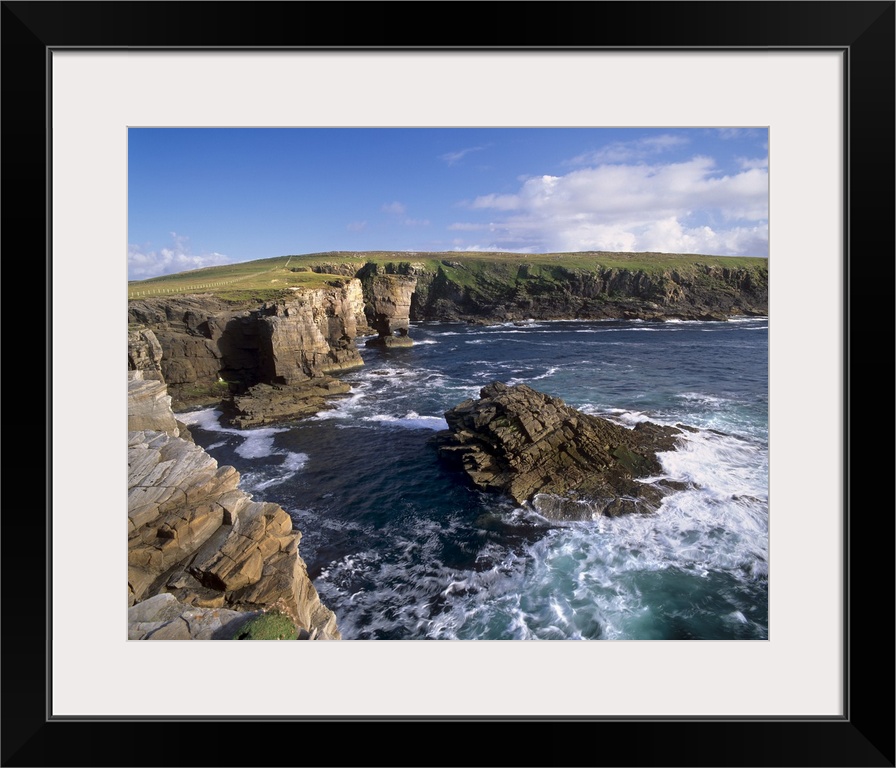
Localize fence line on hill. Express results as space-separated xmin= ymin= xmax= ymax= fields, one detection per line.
xmin=127 ymin=259 xmax=291 ymax=299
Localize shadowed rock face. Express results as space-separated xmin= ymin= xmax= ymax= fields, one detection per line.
xmin=127 ymin=282 xmax=365 ymax=409
xmin=411 ymin=261 xmax=767 ymax=323
xmin=128 ymin=284 xmax=365 ymax=427
xmin=127 ymin=327 xmax=165 ymax=381
xmin=437 ymin=382 xmax=684 ymax=519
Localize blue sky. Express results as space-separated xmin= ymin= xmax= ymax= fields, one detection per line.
xmin=128 ymin=127 xmax=768 ymax=280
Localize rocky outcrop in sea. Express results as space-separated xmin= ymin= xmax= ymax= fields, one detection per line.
xmin=127 ymin=370 xmax=340 ymax=640
xmin=436 ymin=381 xmax=685 ymax=520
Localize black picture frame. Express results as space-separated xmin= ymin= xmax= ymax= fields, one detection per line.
xmin=4 ymin=2 xmax=893 ymax=766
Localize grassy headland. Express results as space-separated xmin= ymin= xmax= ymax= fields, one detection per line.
xmin=128 ymin=250 xmax=766 ymax=303
xmin=127 ymin=255 xmax=353 ymax=302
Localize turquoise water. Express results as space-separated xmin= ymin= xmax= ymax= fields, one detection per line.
xmin=180 ymin=317 xmax=768 ymax=640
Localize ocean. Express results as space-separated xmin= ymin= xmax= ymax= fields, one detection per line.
xmin=178 ymin=317 xmax=768 ymax=640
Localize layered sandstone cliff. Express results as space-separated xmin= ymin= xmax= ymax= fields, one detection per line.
xmin=127 ymin=371 xmax=340 ymax=640
xmin=258 ymin=284 xmax=363 ymax=383
xmin=127 ymin=280 xmax=366 ymax=423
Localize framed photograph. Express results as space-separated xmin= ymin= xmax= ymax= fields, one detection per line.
xmin=7 ymin=1 xmax=892 ymax=765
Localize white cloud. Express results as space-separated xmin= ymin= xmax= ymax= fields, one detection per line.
xmin=448 ymin=222 xmax=488 ymax=231
xmin=715 ymin=127 xmax=763 ymax=140
xmin=638 ymin=217 xmax=767 ymax=256
xmin=467 ymin=192 xmax=520 ymax=211
xmin=569 ymin=134 xmax=689 ymax=165
xmin=440 ymin=146 xmax=484 ymax=166
xmin=450 ymin=243 xmax=535 ymax=254
xmin=128 ymin=233 xmax=231 ymax=280
xmin=737 ymin=156 xmax=769 ymax=170
xmin=382 ymin=203 xmax=428 ymax=227
xmin=455 ymin=157 xmax=768 ymax=257
xmin=347 ymin=220 xmax=367 ymax=231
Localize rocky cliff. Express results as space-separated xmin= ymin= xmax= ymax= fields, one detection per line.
xmin=128 ymin=256 xmax=767 ymax=411
xmin=412 ymin=260 xmax=766 ymax=322
xmin=436 ymin=382 xmax=685 ymax=521
xmin=128 ymin=371 xmax=340 ymax=640
xmin=296 ymin=252 xmax=767 ymax=324
xmin=258 ymin=284 xmax=363 ymax=384
xmin=124 ymin=251 xmax=766 ymax=637
xmin=127 ymin=280 xmax=365 ymax=423
xmin=127 ymin=255 xmax=767 ymax=426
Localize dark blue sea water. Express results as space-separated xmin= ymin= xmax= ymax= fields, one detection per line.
xmin=179 ymin=317 xmax=768 ymax=640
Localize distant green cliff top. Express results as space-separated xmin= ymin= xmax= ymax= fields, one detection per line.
xmin=128 ymin=250 xmax=767 ymax=302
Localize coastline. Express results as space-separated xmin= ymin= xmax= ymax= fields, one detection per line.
xmin=127 ymin=253 xmax=768 ymax=639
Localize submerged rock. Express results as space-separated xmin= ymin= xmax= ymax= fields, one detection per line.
xmin=436 ymin=382 xmax=683 ymax=519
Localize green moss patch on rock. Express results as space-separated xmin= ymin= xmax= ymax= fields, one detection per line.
xmin=230 ymin=612 xmax=301 ymax=640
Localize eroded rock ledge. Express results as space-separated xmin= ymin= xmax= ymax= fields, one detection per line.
xmin=223 ymin=378 xmax=352 ymax=429
xmin=128 ymin=371 xmax=340 ymax=640
xmin=436 ymin=382 xmax=684 ymax=520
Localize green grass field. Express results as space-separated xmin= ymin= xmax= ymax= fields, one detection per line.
xmin=127 ymin=255 xmax=354 ymax=301
xmin=128 ymin=250 xmax=767 ymax=301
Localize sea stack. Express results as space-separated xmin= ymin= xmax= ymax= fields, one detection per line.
xmin=364 ymin=273 xmax=417 ymax=348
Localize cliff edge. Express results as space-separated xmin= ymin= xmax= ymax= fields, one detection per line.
xmin=128 ymin=371 xmax=340 ymax=640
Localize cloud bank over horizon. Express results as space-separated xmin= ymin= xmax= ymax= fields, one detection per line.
xmin=454 ymin=155 xmax=768 ymax=257
xmin=128 ymin=233 xmax=232 ymax=281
